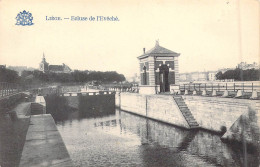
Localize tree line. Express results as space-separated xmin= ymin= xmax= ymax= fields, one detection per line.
xmin=0 ymin=67 xmax=20 ymax=83
xmin=216 ymin=68 xmax=259 ymax=81
xmin=0 ymin=68 xmax=126 ymax=84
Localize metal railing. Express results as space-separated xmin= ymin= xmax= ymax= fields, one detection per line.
xmin=0 ymin=82 xmax=20 ymax=97
xmin=0 ymin=82 xmax=61 ymax=97
xmin=180 ymin=82 xmax=260 ymax=92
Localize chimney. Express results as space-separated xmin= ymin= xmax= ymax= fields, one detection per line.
xmin=155 ymin=40 xmax=159 ymax=46
xmin=143 ymin=48 xmax=145 ymax=54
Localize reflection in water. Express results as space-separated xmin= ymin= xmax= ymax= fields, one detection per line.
xmin=50 ymin=98 xmax=259 ymax=167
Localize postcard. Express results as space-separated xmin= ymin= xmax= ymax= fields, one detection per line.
xmin=0 ymin=0 xmax=259 ymax=166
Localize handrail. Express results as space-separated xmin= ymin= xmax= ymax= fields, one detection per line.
xmin=180 ymin=82 xmax=260 ymax=92
xmin=0 ymin=82 xmax=20 ymax=97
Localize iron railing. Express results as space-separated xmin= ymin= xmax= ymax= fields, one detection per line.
xmin=180 ymin=82 xmax=260 ymax=92
xmin=0 ymin=82 xmax=20 ymax=97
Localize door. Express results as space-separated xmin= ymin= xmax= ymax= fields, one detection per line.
xmin=159 ymin=65 xmax=169 ymax=92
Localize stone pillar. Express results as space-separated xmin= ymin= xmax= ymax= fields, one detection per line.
xmin=148 ymin=56 xmax=155 ymax=85
xmin=202 ymin=90 xmax=207 ymax=96
xmin=236 ymin=90 xmax=244 ymax=97
xmin=212 ymin=90 xmax=217 ymax=96
xmin=174 ymin=56 xmax=179 ymax=85
xmin=222 ymin=90 xmax=229 ymax=97
xmin=251 ymin=91 xmax=258 ymax=99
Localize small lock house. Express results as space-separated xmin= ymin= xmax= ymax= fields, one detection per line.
xmin=137 ymin=41 xmax=180 ymax=94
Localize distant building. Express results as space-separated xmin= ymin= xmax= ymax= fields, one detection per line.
xmin=179 ymin=62 xmax=259 ymax=82
xmin=180 ymin=72 xmax=209 ymax=82
xmin=208 ymin=71 xmax=217 ymax=81
xmin=217 ymin=68 xmax=234 ymax=73
xmin=0 ymin=65 xmax=6 ymax=69
xmin=7 ymin=66 xmax=34 ymax=76
xmin=127 ymin=73 xmax=140 ymax=83
xmin=237 ymin=62 xmax=259 ymax=70
xmin=39 ymin=54 xmax=72 ymax=73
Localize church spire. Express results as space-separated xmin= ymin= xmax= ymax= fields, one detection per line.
xmin=42 ymin=52 xmax=46 ymax=63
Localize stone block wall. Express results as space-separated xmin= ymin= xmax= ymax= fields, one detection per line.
xmin=118 ymin=93 xmax=190 ymax=128
xmin=182 ymin=96 xmax=259 ymax=132
xmin=0 ymin=93 xmax=26 ymax=114
xmin=117 ymin=93 xmax=259 ymax=133
xmin=147 ymin=95 xmax=189 ymax=128
xmin=119 ymin=93 xmax=147 ymax=117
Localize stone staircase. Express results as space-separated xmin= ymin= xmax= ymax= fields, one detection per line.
xmin=173 ymin=96 xmax=199 ymax=129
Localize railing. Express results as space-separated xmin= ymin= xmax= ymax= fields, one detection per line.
xmin=89 ymin=85 xmax=139 ymax=93
xmin=0 ymin=82 xmax=20 ymax=97
xmin=180 ymin=82 xmax=260 ymax=92
xmin=61 ymin=91 xmax=116 ymax=96
xmin=0 ymin=82 xmax=62 ymax=97
xmin=103 ymin=86 xmax=139 ymax=93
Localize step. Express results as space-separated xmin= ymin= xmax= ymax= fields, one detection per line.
xmin=186 ymin=118 xmax=197 ymax=122
xmin=173 ymin=96 xmax=199 ymax=129
xmin=190 ymin=125 xmax=199 ymax=128
xmin=190 ymin=123 xmax=199 ymax=126
xmin=176 ymin=101 xmax=186 ymax=103
xmin=188 ymin=119 xmax=197 ymax=122
xmin=177 ymin=103 xmax=187 ymax=106
xmin=188 ymin=121 xmax=199 ymax=125
xmin=182 ymin=110 xmax=191 ymax=113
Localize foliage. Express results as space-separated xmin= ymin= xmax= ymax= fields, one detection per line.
xmin=21 ymin=70 xmax=125 ymax=83
xmin=216 ymin=68 xmax=260 ymax=81
xmin=0 ymin=68 xmax=19 ymax=83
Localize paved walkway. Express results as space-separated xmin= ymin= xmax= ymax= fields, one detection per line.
xmin=13 ymin=102 xmax=31 ymax=118
xmin=19 ymin=114 xmax=73 ymax=167
xmin=0 ymin=102 xmax=31 ymax=167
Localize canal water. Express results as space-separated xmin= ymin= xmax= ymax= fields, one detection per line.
xmin=47 ymin=96 xmax=259 ymax=167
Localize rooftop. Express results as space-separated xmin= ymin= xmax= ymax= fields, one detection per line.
xmin=138 ymin=41 xmax=180 ymax=59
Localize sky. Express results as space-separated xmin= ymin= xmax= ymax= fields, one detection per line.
xmin=0 ymin=0 xmax=259 ymax=77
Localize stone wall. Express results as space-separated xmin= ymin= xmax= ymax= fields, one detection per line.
xmin=19 ymin=114 xmax=73 ymax=167
xmin=118 ymin=93 xmax=190 ymax=128
xmin=117 ymin=93 xmax=259 ymax=135
xmin=182 ymin=96 xmax=259 ymax=133
xmin=221 ymin=100 xmax=260 ymax=147
xmin=0 ymin=93 xmax=27 ymax=114
xmin=119 ymin=111 xmax=258 ymax=167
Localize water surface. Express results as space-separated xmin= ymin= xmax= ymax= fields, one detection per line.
xmin=53 ymin=106 xmax=259 ymax=167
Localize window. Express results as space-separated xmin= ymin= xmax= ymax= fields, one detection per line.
xmin=143 ymin=66 xmax=147 ymax=85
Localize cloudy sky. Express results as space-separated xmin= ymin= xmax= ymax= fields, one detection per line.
xmin=0 ymin=0 xmax=259 ymax=77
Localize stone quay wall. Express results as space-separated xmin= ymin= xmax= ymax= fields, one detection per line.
xmin=116 ymin=93 xmax=259 ymax=133
xmin=182 ymin=96 xmax=259 ymax=132
xmin=0 ymin=93 xmax=27 ymax=114
xmin=116 ymin=93 xmax=190 ymax=129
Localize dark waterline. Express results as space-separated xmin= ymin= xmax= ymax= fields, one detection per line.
xmin=47 ymin=96 xmax=259 ymax=167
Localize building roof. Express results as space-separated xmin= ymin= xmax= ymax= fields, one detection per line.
xmin=138 ymin=41 xmax=180 ymax=59
xmin=49 ymin=65 xmax=64 ymax=72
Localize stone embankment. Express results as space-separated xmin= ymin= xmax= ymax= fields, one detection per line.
xmin=19 ymin=114 xmax=73 ymax=167
xmin=0 ymin=93 xmax=73 ymax=167
xmin=116 ymin=92 xmax=260 ymax=146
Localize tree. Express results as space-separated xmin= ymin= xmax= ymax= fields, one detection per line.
xmin=216 ymin=68 xmax=260 ymax=81
xmin=215 ymin=71 xmax=223 ymax=80
xmin=0 ymin=68 xmax=20 ymax=83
